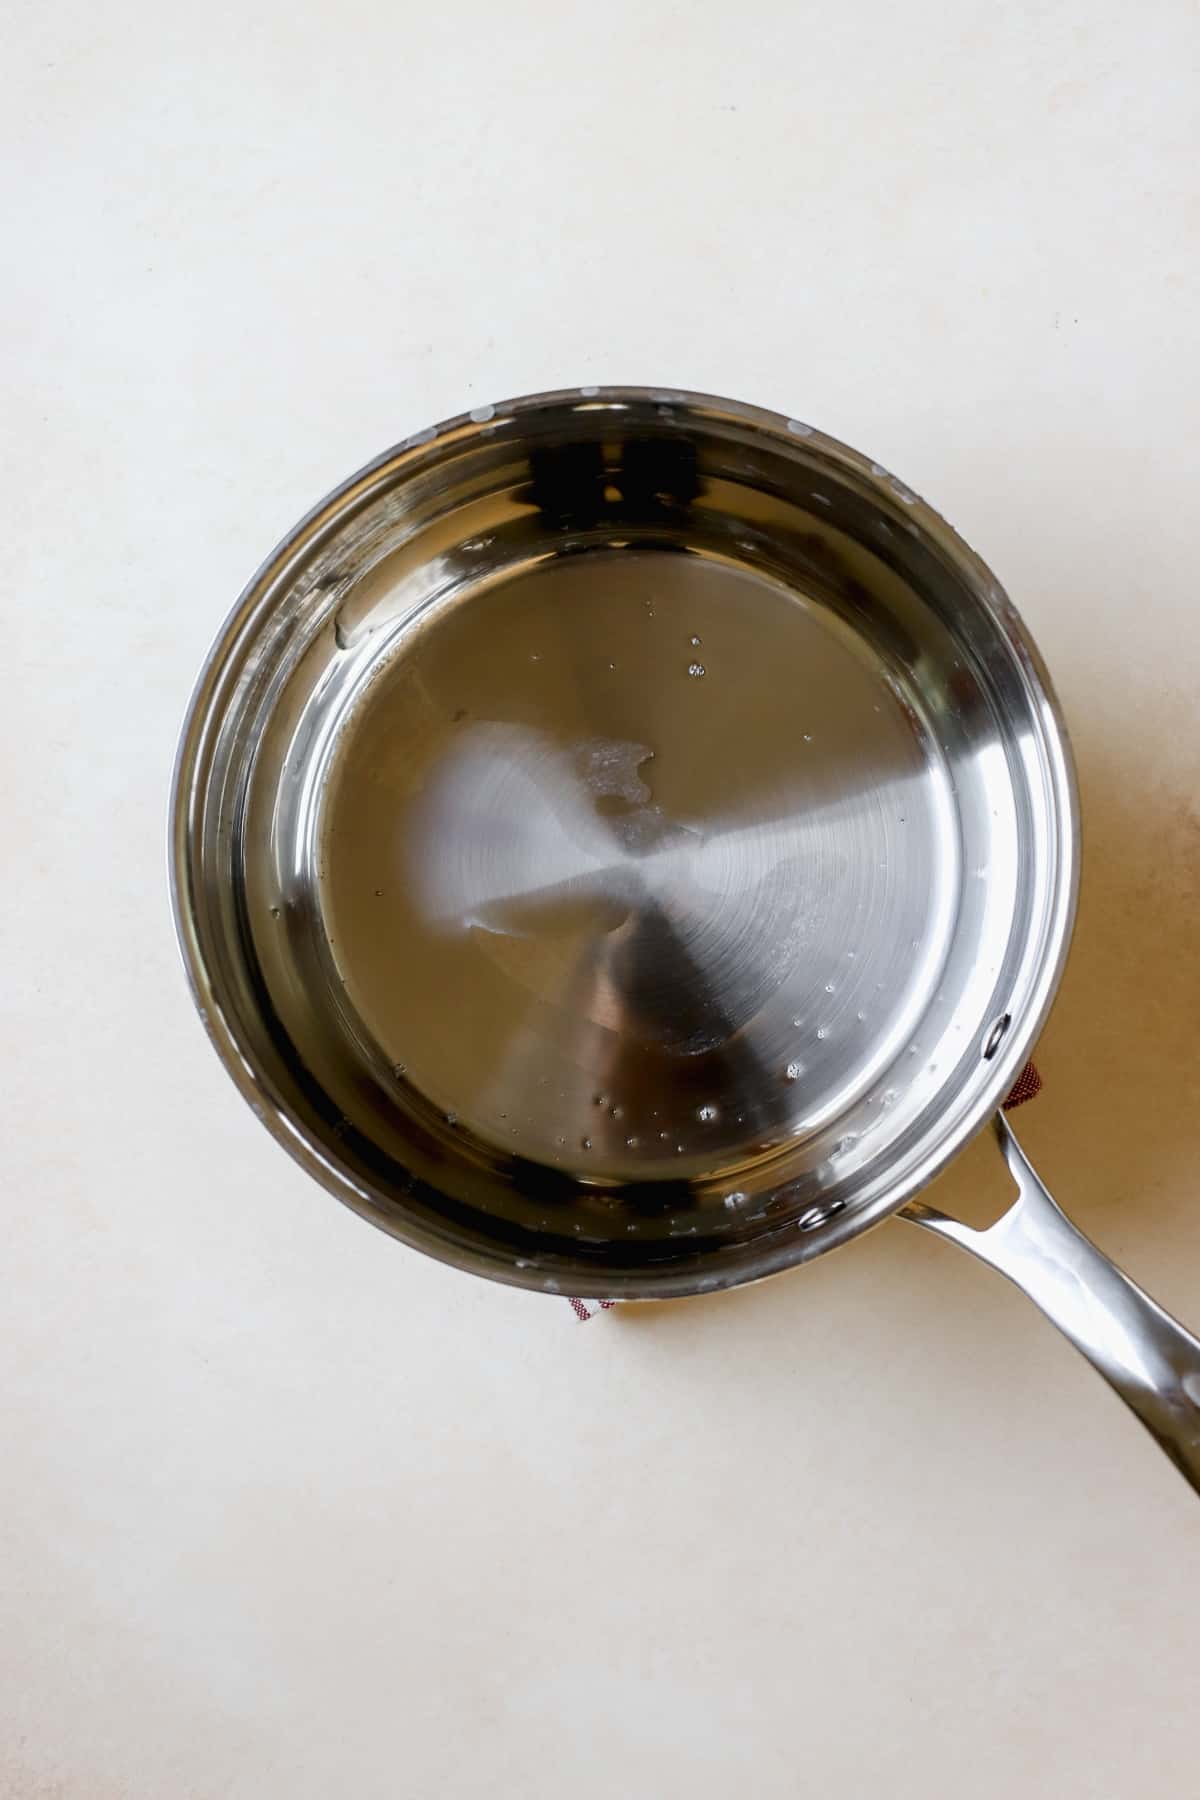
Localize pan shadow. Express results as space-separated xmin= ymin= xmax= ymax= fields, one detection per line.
xmin=605 ymin=714 xmax=1200 ymax=1335
xmin=1009 ymin=719 xmax=1200 ymax=1245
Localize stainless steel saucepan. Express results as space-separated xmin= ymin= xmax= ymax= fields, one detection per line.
xmin=171 ymin=387 xmax=1200 ymax=1495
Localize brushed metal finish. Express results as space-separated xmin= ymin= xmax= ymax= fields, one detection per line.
xmin=906 ymin=1118 xmax=1200 ymax=1496
xmin=171 ymin=388 xmax=1078 ymax=1297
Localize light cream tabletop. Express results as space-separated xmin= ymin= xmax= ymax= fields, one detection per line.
xmin=6 ymin=2 xmax=1200 ymax=1794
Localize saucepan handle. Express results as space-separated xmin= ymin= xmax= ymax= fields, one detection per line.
xmin=901 ymin=1113 xmax=1200 ymax=1496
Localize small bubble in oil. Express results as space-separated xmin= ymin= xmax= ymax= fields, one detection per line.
xmin=445 ymin=1111 xmax=458 ymax=1126
xmin=690 ymin=634 xmax=702 ymax=646
xmin=625 ymin=1135 xmax=640 ymax=1148
xmin=724 ymin=1191 xmax=747 ymax=1209
xmin=610 ymin=1104 xmax=623 ymax=1120
xmin=581 ymin=1136 xmax=592 ymax=1151
xmin=697 ymin=1103 xmax=719 ymax=1123
xmin=816 ymin=1026 xmax=830 ymax=1040
xmin=593 ymin=1093 xmax=608 ymax=1108
xmin=270 ymin=905 xmax=281 ymax=918
xmin=687 ymin=662 xmax=705 ymax=678
xmin=785 ymin=1060 xmax=804 ymax=1082
xmin=824 ymin=982 xmax=835 ymax=994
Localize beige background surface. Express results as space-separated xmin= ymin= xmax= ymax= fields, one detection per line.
xmin=5 ymin=1 xmax=1200 ymax=1794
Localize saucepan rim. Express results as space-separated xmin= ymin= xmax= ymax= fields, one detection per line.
xmin=169 ymin=385 xmax=1080 ymax=1296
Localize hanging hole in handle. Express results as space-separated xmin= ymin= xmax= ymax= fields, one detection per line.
xmin=982 ymin=1012 xmax=1012 ymax=1061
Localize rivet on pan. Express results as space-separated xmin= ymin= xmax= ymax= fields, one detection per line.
xmin=982 ymin=1013 xmax=1012 ymax=1061
xmin=797 ymin=1198 xmax=847 ymax=1232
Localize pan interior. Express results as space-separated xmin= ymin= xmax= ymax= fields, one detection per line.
xmin=316 ymin=550 xmax=958 ymax=1176
xmin=185 ymin=393 xmax=1073 ymax=1292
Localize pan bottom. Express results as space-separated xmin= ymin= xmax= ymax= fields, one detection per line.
xmin=306 ymin=543 xmax=960 ymax=1183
